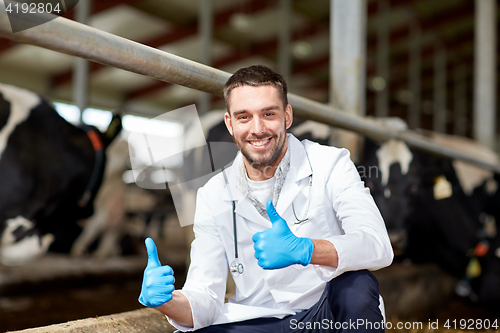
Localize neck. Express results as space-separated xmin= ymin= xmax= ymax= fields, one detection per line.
xmin=244 ymin=162 xmax=278 ymax=181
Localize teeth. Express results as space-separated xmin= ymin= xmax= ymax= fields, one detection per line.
xmin=250 ymin=139 xmax=269 ymax=146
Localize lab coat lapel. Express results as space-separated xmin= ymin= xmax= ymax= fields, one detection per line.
xmin=275 ymin=134 xmax=312 ymax=215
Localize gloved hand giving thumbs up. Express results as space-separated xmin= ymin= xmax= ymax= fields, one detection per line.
xmin=252 ymin=200 xmax=314 ymax=270
xmin=138 ymin=238 xmax=175 ymax=308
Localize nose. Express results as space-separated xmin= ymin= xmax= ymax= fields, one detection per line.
xmin=250 ymin=116 xmax=266 ymax=136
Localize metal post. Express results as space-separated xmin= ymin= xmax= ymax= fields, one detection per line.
xmin=197 ymin=0 xmax=213 ymax=114
xmin=433 ymin=45 xmax=447 ymax=133
xmin=330 ymin=0 xmax=367 ymax=160
xmin=408 ymin=20 xmax=421 ymax=129
xmin=72 ymin=0 xmax=91 ymax=124
xmin=375 ymin=0 xmax=389 ymax=118
xmin=453 ymin=65 xmax=467 ymax=136
xmin=474 ymin=0 xmax=497 ymax=149
xmin=278 ymin=0 xmax=292 ymax=82
xmin=330 ymin=0 xmax=366 ymax=116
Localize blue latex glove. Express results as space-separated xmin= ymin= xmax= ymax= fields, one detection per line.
xmin=252 ymin=200 xmax=314 ymax=269
xmin=138 ymin=238 xmax=175 ymax=308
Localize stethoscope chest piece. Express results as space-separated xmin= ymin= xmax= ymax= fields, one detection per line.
xmin=230 ymin=259 xmax=244 ymax=277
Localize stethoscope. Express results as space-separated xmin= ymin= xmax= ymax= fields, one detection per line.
xmin=221 ymin=167 xmax=245 ymax=277
xmin=221 ymin=150 xmax=314 ymax=278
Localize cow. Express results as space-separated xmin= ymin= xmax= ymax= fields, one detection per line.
xmin=177 ymin=111 xmax=500 ymax=310
xmin=0 ymin=83 xmax=122 ymax=266
xmin=70 ymin=138 xmax=129 ymax=259
xmin=358 ymin=120 xmax=500 ymax=312
xmin=468 ymin=172 xmax=500 ymax=313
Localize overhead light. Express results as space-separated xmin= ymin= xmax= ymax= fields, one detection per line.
xmin=370 ymin=76 xmax=386 ymax=92
xmin=230 ymin=13 xmax=252 ymax=33
xmin=292 ymin=41 xmax=312 ymax=59
xmin=396 ymin=90 xmax=413 ymax=105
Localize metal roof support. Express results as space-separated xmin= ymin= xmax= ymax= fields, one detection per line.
xmin=453 ymin=65 xmax=467 ymax=137
xmin=330 ymin=0 xmax=367 ymax=117
xmin=278 ymin=0 xmax=292 ymax=82
xmin=433 ymin=45 xmax=447 ymax=133
xmin=330 ymin=0 xmax=367 ymax=161
xmin=72 ymin=0 xmax=91 ymax=124
xmin=375 ymin=0 xmax=389 ymax=118
xmin=0 ymin=8 xmax=499 ymax=173
xmin=407 ymin=20 xmax=421 ymax=130
xmin=197 ymin=0 xmax=213 ymax=114
xmin=473 ymin=0 xmax=497 ymax=150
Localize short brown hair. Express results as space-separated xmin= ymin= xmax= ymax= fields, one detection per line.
xmin=223 ymin=65 xmax=288 ymax=112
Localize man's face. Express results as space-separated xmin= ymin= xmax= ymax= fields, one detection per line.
xmin=224 ymin=85 xmax=293 ymax=169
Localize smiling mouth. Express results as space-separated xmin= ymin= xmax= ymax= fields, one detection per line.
xmin=248 ymin=138 xmax=271 ymax=148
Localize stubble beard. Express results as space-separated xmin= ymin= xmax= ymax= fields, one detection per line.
xmin=233 ymin=131 xmax=287 ymax=169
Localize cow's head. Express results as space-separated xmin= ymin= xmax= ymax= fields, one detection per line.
xmin=360 ymin=138 xmax=416 ymax=252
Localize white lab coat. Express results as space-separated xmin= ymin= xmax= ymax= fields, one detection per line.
xmin=169 ymin=134 xmax=393 ymax=331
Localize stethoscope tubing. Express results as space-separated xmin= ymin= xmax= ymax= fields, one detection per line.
xmin=232 ymin=200 xmax=238 ymax=259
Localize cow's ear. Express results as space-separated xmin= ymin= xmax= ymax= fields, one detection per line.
xmin=103 ymin=112 xmax=123 ymax=148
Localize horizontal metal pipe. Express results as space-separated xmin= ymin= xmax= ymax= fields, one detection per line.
xmin=0 ymin=9 xmax=499 ymax=173
xmin=289 ymin=94 xmax=500 ymax=172
xmin=0 ymin=7 xmax=230 ymax=95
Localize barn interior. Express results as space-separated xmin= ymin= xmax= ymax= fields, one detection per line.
xmin=0 ymin=0 xmax=499 ymax=332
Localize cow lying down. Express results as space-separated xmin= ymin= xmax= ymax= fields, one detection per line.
xmin=0 ymin=83 xmax=122 ymax=266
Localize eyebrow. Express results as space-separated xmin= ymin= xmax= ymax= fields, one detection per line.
xmin=232 ymin=105 xmax=280 ymax=117
xmin=262 ymin=105 xmax=280 ymax=111
xmin=232 ymin=110 xmax=247 ymax=117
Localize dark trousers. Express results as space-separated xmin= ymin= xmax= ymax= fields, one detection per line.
xmin=194 ymin=270 xmax=384 ymax=332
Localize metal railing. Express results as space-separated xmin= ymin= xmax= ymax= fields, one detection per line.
xmin=1 ymin=8 xmax=499 ymax=173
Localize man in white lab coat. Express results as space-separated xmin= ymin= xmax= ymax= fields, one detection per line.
xmin=139 ymin=65 xmax=394 ymax=332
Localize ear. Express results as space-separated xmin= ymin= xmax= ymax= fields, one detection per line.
xmin=103 ymin=111 xmax=123 ymax=148
xmin=285 ymin=104 xmax=293 ymax=130
xmin=224 ymin=111 xmax=233 ymax=136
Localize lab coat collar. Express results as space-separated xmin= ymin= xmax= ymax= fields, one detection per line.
xmin=221 ymin=134 xmax=312 ymax=226
xmin=275 ymin=134 xmax=312 ymax=214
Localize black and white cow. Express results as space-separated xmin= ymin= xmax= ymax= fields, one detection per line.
xmin=0 ymin=83 xmax=122 ymax=265
xmin=359 ymin=124 xmax=500 ymax=311
xmin=361 ymin=136 xmax=483 ymax=266
xmin=178 ymin=111 xmax=500 ymax=310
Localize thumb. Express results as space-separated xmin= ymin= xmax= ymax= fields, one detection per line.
xmin=145 ymin=237 xmax=161 ymax=268
xmin=266 ymin=200 xmax=284 ymax=226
